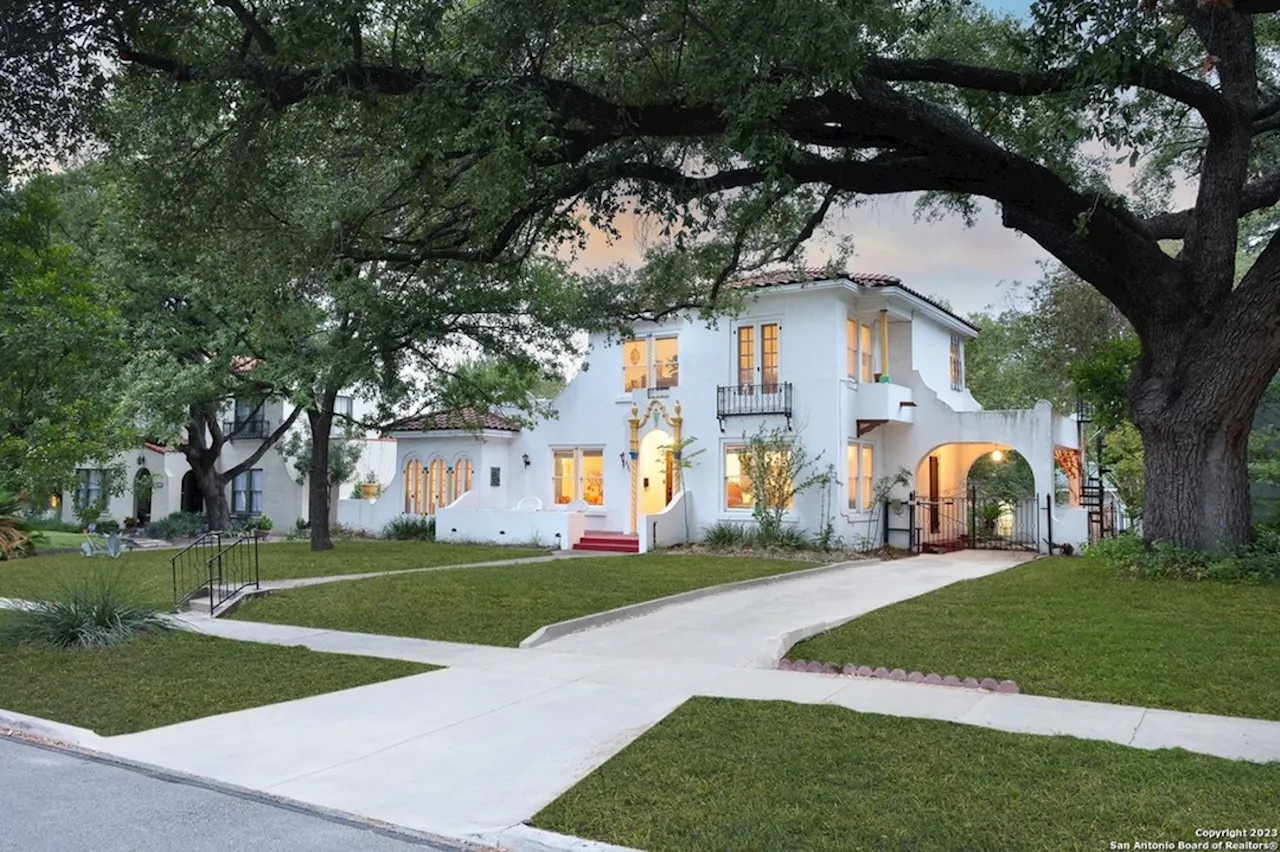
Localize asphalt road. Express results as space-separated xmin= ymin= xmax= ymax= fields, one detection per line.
xmin=0 ymin=736 xmax=482 ymax=852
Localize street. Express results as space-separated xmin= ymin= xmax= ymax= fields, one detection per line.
xmin=0 ymin=736 xmax=480 ymax=852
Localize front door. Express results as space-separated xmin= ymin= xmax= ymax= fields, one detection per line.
xmin=134 ymin=468 xmax=153 ymax=524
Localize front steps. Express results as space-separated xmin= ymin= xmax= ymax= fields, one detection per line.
xmin=573 ymin=531 xmax=640 ymax=554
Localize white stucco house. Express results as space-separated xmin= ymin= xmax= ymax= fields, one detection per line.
xmin=340 ymin=269 xmax=1093 ymax=553
xmin=60 ymin=392 xmax=396 ymax=532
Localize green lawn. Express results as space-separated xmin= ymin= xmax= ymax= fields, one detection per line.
xmin=0 ymin=613 xmax=433 ymax=736
xmin=792 ymin=556 xmax=1280 ymax=721
xmin=29 ymin=531 xmax=86 ymax=551
xmin=534 ymin=697 xmax=1280 ymax=852
xmin=232 ymin=554 xmax=827 ymax=647
xmin=0 ymin=540 xmax=545 ymax=610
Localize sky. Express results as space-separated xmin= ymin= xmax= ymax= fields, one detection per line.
xmin=573 ymin=0 xmax=1099 ymax=319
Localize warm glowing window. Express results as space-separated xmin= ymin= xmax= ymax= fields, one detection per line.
xmin=860 ymin=324 xmax=874 ymax=383
xmin=846 ymin=318 xmax=857 ymax=379
xmin=847 ymin=442 xmax=876 ymax=511
xmin=622 ymin=337 xmax=679 ymax=392
xmin=622 ymin=339 xmax=649 ymax=391
xmin=403 ymin=459 xmax=423 ymax=514
xmin=452 ymin=457 xmax=473 ymax=503
xmin=552 ymin=448 xmax=605 ymax=506
xmin=737 ymin=326 xmax=755 ymax=387
xmin=725 ymin=444 xmax=794 ymax=511
xmin=761 ymin=323 xmax=779 ymax=387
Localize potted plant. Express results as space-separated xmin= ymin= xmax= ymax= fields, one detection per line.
xmin=253 ymin=516 xmax=274 ymax=539
xmin=358 ymin=470 xmax=382 ymax=502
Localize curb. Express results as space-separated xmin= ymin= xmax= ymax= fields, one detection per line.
xmin=0 ymin=707 xmax=103 ymax=747
xmin=481 ymin=824 xmax=643 ymax=852
xmin=759 ymin=617 xmax=867 ymax=669
xmin=519 ymin=558 xmax=875 ymax=648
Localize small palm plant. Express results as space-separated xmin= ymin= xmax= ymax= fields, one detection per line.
xmin=0 ymin=574 xmax=169 ymax=649
xmin=0 ymin=493 xmax=33 ymax=560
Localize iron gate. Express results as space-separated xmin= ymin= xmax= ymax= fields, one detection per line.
xmin=912 ymin=487 xmax=1040 ymax=553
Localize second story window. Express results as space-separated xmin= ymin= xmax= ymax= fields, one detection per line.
xmin=622 ymin=337 xmax=679 ymax=392
xmin=736 ymin=322 xmax=780 ymax=390
xmin=860 ymin=323 xmax=874 ymax=383
xmin=230 ymin=398 xmax=268 ymax=439
xmin=950 ymin=335 xmax=965 ymax=390
xmin=332 ymin=395 xmax=354 ymax=436
xmin=846 ymin=319 xmax=876 ymax=382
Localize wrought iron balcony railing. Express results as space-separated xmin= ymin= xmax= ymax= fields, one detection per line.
xmin=716 ymin=382 xmax=793 ymax=430
xmin=222 ymin=418 xmax=269 ymax=440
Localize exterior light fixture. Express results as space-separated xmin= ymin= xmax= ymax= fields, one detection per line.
xmin=522 ymin=453 xmax=531 ymax=468
xmin=991 ymin=450 xmax=1005 ymax=462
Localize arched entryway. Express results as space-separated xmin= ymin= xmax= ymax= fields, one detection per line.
xmin=913 ymin=442 xmax=1042 ymax=552
xmin=180 ymin=470 xmax=203 ymax=514
xmin=133 ymin=468 xmax=154 ymax=524
xmin=638 ymin=428 xmax=674 ymax=516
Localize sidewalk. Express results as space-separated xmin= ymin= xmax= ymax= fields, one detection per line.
xmin=43 ymin=550 xmax=1274 ymax=845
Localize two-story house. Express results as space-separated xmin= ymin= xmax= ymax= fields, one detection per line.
xmin=340 ymin=269 xmax=1092 ymax=553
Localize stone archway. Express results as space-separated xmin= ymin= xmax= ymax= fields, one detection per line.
xmin=913 ymin=442 xmax=1041 ymax=552
xmin=638 ymin=428 xmax=673 ymax=516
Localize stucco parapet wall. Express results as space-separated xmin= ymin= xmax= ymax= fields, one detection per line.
xmin=519 ymin=558 xmax=874 ymax=648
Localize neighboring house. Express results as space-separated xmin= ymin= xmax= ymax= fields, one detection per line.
xmin=60 ymin=393 xmax=396 ymax=532
xmin=341 ymin=269 xmax=1092 ymax=553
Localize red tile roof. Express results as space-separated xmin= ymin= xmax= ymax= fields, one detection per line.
xmin=396 ymin=407 xmax=521 ymax=433
xmin=728 ymin=267 xmax=976 ymax=331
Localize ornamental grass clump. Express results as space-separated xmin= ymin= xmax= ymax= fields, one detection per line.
xmin=0 ymin=575 xmax=169 ymax=649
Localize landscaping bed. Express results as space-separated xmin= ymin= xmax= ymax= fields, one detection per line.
xmin=0 ymin=540 xmax=546 ymax=610
xmin=790 ymin=556 xmax=1280 ymax=720
xmin=232 ymin=554 xmax=832 ymax=647
xmin=533 ymin=697 xmax=1280 ymax=852
xmin=0 ymin=612 xmax=433 ymax=735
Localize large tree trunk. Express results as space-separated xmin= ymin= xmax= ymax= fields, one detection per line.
xmin=307 ymin=407 xmax=335 ymax=552
xmin=192 ymin=458 xmax=231 ymax=532
xmin=1130 ymin=312 xmax=1273 ymax=551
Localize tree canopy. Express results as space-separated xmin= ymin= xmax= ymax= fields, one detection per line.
xmin=7 ymin=0 xmax=1280 ymax=548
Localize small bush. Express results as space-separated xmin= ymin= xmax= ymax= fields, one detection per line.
xmin=145 ymin=511 xmax=206 ymax=540
xmin=0 ymin=577 xmax=169 ymax=649
xmin=26 ymin=517 xmax=84 ymax=534
xmin=384 ymin=514 xmax=435 ymax=541
xmin=702 ymin=520 xmax=748 ymax=549
xmin=95 ymin=518 xmax=121 ymax=534
xmin=763 ymin=524 xmax=811 ymax=550
xmin=1086 ymin=531 xmax=1279 ymax=584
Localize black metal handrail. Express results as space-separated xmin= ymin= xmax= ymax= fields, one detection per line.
xmin=716 ymin=382 xmax=793 ymax=423
xmin=222 ymin=417 xmax=270 ymax=439
xmin=172 ymin=531 xmax=223 ymax=606
xmin=204 ymin=534 xmax=261 ymax=613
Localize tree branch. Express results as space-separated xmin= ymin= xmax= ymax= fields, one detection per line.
xmin=213 ymin=0 xmax=276 ymax=55
xmin=1143 ymin=165 xmax=1280 ymax=239
xmin=220 ymin=404 xmax=303 ymax=482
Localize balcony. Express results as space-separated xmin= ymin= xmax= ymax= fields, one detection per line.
xmin=222 ymin=418 xmax=270 ymax=440
xmin=849 ymin=381 xmax=914 ymax=436
xmin=716 ymin=383 xmax=793 ymax=430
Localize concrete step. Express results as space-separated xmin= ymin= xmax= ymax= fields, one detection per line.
xmin=574 ymin=534 xmax=640 ymax=553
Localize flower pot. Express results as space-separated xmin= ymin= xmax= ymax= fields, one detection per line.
xmin=360 ymin=483 xmax=379 ymax=500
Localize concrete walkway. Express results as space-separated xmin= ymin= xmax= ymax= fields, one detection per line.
xmin=10 ymin=550 xmax=1280 ymax=848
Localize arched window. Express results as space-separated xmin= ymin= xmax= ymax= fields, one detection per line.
xmin=453 ymin=457 xmax=473 ymax=503
xmin=403 ymin=459 xmax=423 ymax=514
xmin=427 ymin=458 xmax=447 ymax=514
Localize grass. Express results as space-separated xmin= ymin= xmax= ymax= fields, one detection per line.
xmin=233 ymin=554 xmax=828 ymax=647
xmin=0 ymin=611 xmax=433 ymax=735
xmin=791 ymin=556 xmax=1280 ymax=721
xmin=534 ymin=697 xmax=1280 ymax=852
xmin=30 ymin=531 xmax=87 ymax=550
xmin=0 ymin=540 xmax=545 ymax=610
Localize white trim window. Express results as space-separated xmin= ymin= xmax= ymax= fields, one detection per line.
xmin=735 ymin=321 xmax=780 ymax=389
xmin=75 ymin=469 xmax=105 ymax=509
xmin=232 ymin=469 xmax=264 ymax=514
xmin=847 ymin=442 xmax=876 ymax=511
xmin=622 ymin=336 xmax=679 ymax=391
xmin=724 ymin=443 xmax=794 ymax=511
xmin=950 ymin=335 xmax=965 ymax=390
xmin=552 ymin=448 xmax=605 ymax=506
xmin=846 ymin=319 xmax=876 ymax=382
xmin=331 ymin=395 xmax=354 ymax=435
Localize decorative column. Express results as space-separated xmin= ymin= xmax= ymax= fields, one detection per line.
xmin=629 ymin=404 xmax=642 ymax=534
xmin=879 ymin=309 xmax=890 ymax=383
xmin=670 ymin=401 xmax=683 ymax=496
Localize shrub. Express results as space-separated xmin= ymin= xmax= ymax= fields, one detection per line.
xmin=0 ymin=494 xmax=33 ymax=561
xmin=383 ymin=514 xmax=435 ymax=541
xmin=762 ymin=524 xmax=811 ymax=550
xmin=0 ymin=577 xmax=169 ymax=649
xmin=95 ymin=518 xmax=120 ymax=534
xmin=1086 ymin=531 xmax=1279 ymax=584
xmin=145 ymin=511 xmax=206 ymax=540
xmin=26 ymin=517 xmax=84 ymax=534
xmin=702 ymin=520 xmax=748 ymax=549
